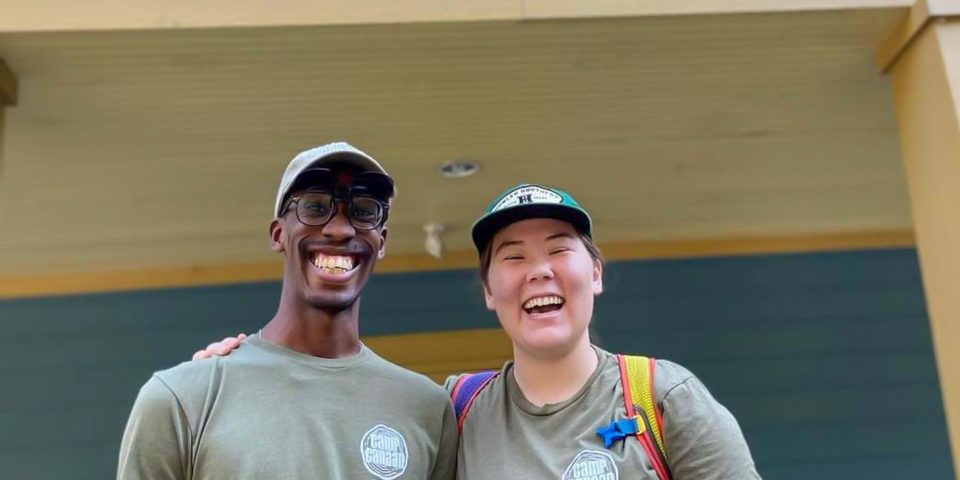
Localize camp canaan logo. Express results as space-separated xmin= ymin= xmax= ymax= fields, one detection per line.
xmin=563 ymin=450 xmax=619 ymax=480
xmin=360 ymin=424 xmax=409 ymax=480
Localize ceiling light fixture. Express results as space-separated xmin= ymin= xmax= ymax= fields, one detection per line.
xmin=438 ymin=159 xmax=480 ymax=178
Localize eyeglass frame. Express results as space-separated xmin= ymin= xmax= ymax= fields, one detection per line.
xmin=280 ymin=189 xmax=390 ymax=231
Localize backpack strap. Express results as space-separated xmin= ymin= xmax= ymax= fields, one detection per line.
xmin=450 ymin=370 xmax=499 ymax=432
xmin=618 ymin=354 xmax=672 ymax=480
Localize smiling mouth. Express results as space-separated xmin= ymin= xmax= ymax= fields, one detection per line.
xmin=522 ymin=295 xmax=565 ymax=315
xmin=310 ymin=252 xmax=359 ymax=275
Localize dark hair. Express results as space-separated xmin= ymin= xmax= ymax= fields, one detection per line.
xmin=478 ymin=231 xmax=603 ymax=286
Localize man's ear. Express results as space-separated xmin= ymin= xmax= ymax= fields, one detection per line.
xmin=377 ymin=228 xmax=388 ymax=259
xmin=269 ymin=219 xmax=284 ymax=252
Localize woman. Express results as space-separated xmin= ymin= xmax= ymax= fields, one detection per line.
xmin=197 ymin=183 xmax=761 ymax=479
xmin=445 ymin=184 xmax=759 ymax=479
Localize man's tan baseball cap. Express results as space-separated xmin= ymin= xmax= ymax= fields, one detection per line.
xmin=274 ymin=141 xmax=393 ymax=217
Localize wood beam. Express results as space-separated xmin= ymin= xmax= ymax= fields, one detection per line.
xmin=877 ymin=0 xmax=960 ymax=72
xmin=884 ymin=3 xmax=960 ymax=475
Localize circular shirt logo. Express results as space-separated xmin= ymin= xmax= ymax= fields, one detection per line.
xmin=360 ymin=424 xmax=409 ymax=480
xmin=563 ymin=450 xmax=619 ymax=480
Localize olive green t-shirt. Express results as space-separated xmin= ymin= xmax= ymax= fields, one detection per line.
xmin=446 ymin=348 xmax=760 ymax=480
xmin=118 ymin=334 xmax=458 ymax=480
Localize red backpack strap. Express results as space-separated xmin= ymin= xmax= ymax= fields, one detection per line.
xmin=618 ymin=354 xmax=672 ymax=480
xmin=450 ymin=370 xmax=499 ymax=432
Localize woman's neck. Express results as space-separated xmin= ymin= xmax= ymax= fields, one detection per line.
xmin=511 ymin=336 xmax=599 ymax=407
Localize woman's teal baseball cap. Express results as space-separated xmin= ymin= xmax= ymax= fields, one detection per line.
xmin=471 ymin=184 xmax=593 ymax=253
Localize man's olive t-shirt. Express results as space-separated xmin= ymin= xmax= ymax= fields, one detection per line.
xmin=446 ymin=348 xmax=760 ymax=480
xmin=118 ymin=334 xmax=458 ymax=480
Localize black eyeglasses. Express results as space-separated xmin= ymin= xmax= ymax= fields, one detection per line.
xmin=282 ymin=191 xmax=389 ymax=230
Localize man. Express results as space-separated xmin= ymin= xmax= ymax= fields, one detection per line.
xmin=117 ymin=142 xmax=458 ymax=480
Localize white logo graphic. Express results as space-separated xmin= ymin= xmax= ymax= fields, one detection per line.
xmin=563 ymin=450 xmax=619 ymax=480
xmin=360 ymin=424 xmax=409 ymax=480
xmin=492 ymin=185 xmax=563 ymax=211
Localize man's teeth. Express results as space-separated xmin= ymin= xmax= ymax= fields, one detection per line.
xmin=523 ymin=296 xmax=564 ymax=310
xmin=312 ymin=254 xmax=355 ymax=273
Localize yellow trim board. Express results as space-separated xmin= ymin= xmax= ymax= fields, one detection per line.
xmin=0 ymin=229 xmax=915 ymax=299
xmin=0 ymin=262 xmax=283 ymax=300
xmin=601 ymin=229 xmax=916 ymax=260
xmin=877 ymin=0 xmax=960 ymax=72
xmin=363 ymin=328 xmax=512 ymax=383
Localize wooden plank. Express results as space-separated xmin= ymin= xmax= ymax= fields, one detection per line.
xmin=0 ymin=0 xmax=523 ymax=33
xmin=0 ymin=0 xmax=910 ymax=33
xmin=523 ymin=0 xmax=911 ymax=21
xmin=0 ymin=229 xmax=916 ymax=299
xmin=599 ymin=229 xmax=915 ymax=261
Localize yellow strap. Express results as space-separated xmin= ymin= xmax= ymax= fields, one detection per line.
xmin=623 ymin=355 xmax=667 ymax=458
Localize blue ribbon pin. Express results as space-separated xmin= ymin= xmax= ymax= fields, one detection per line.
xmin=596 ymin=417 xmax=640 ymax=448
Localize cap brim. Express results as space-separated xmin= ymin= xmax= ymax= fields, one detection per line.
xmin=471 ymin=204 xmax=592 ymax=253
xmin=292 ymin=167 xmax=394 ymax=198
xmin=308 ymin=151 xmax=387 ymax=176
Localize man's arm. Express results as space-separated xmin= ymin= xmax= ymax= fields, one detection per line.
xmin=427 ymin=397 xmax=459 ymax=480
xmin=117 ymin=376 xmax=192 ymax=480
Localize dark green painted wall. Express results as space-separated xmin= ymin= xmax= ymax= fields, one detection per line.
xmin=0 ymin=248 xmax=951 ymax=479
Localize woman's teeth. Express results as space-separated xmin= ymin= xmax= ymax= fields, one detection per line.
xmin=312 ymin=254 xmax=355 ymax=274
xmin=523 ymin=295 xmax=565 ymax=311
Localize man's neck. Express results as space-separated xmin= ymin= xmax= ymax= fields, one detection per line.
xmin=262 ymin=298 xmax=362 ymax=358
xmin=511 ymin=336 xmax=599 ymax=407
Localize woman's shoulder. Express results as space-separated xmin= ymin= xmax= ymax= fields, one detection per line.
xmin=443 ymin=361 xmax=511 ymax=396
xmin=608 ymin=352 xmax=700 ymax=405
xmin=652 ymin=358 xmax=698 ymax=399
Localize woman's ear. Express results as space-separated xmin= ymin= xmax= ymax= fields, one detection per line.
xmin=592 ymin=258 xmax=603 ymax=295
xmin=483 ymin=282 xmax=496 ymax=311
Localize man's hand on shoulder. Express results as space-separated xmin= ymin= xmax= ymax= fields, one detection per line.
xmin=192 ymin=333 xmax=247 ymax=360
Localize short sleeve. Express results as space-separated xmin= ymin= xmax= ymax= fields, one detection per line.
xmin=657 ymin=362 xmax=761 ymax=479
xmin=427 ymin=396 xmax=459 ymax=480
xmin=117 ymin=376 xmax=192 ymax=480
